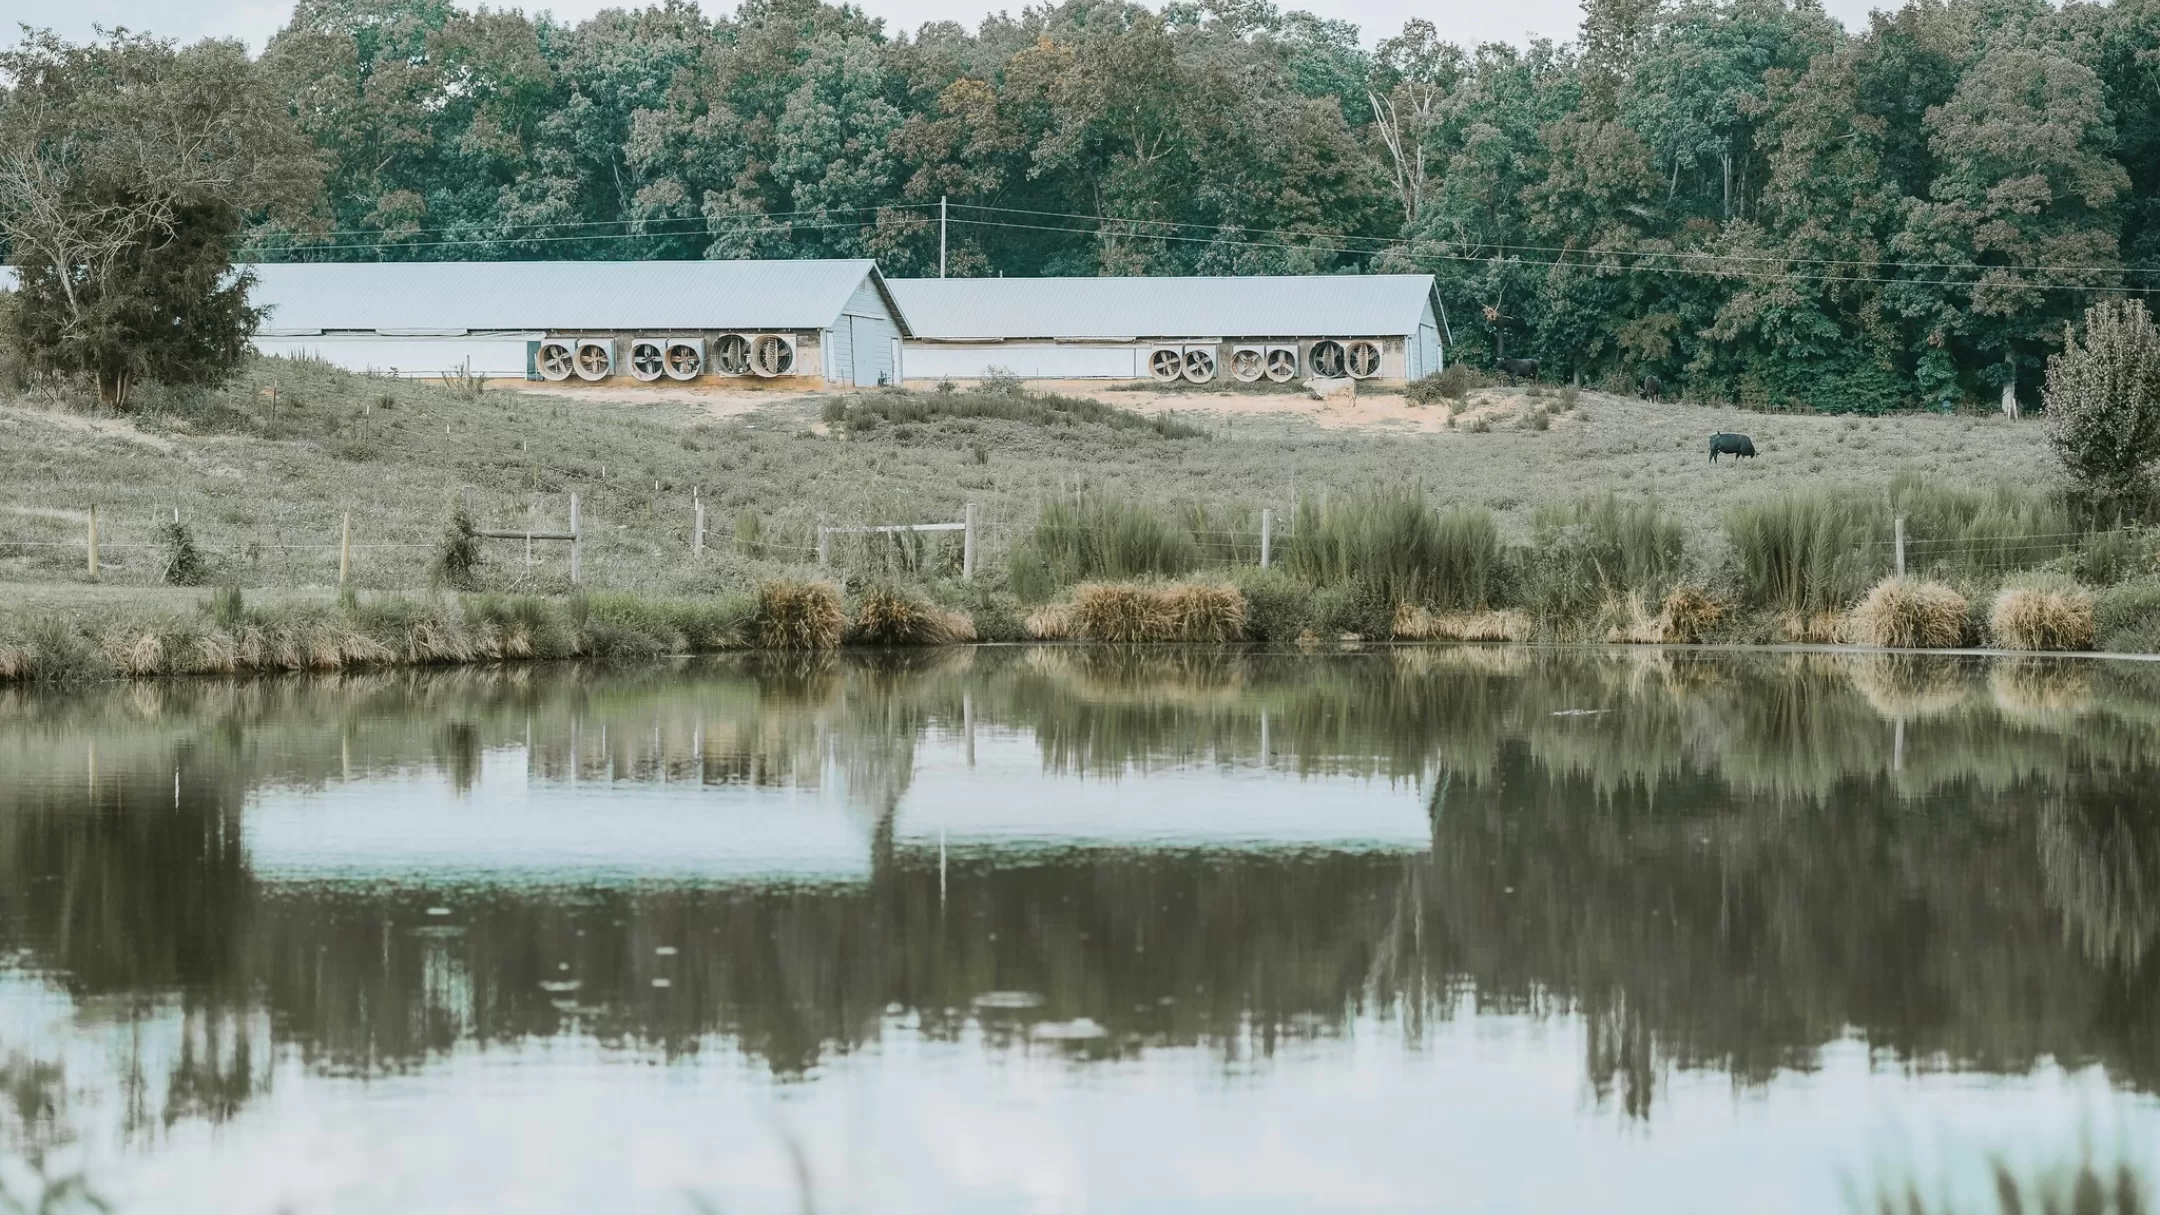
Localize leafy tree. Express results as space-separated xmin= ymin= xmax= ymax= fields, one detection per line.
xmin=0 ymin=31 xmax=321 ymax=404
xmin=2043 ymin=297 xmax=2160 ymax=508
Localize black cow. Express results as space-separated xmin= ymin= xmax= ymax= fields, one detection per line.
xmin=1497 ymin=358 xmax=1539 ymax=384
xmin=1643 ymin=375 xmax=1663 ymax=403
xmin=1709 ymin=432 xmax=1757 ymax=462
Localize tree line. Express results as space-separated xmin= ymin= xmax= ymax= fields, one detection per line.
xmin=1 ymin=0 xmax=2158 ymax=412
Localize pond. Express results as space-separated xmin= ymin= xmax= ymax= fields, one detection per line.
xmin=3 ymin=647 xmax=2158 ymax=1212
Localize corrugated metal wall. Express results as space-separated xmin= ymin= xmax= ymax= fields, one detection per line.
xmin=841 ymin=279 xmax=900 ymax=386
xmin=252 ymin=333 xmax=543 ymax=377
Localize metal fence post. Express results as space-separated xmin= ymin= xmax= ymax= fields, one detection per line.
xmin=1894 ymin=515 xmax=1906 ymax=578
xmin=1259 ymin=507 xmax=1273 ymax=569
xmin=569 ymin=493 xmax=582 ymax=585
xmin=693 ymin=490 xmax=705 ymax=558
xmin=817 ymin=525 xmax=830 ymax=568
xmin=339 ymin=512 xmax=352 ymax=586
xmin=962 ymin=502 xmax=977 ymax=581
xmin=86 ymin=504 xmax=98 ymax=579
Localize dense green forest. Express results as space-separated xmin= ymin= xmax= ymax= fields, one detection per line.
xmin=10 ymin=0 xmax=2160 ymax=409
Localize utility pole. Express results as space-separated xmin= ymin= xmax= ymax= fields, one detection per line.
xmin=940 ymin=195 xmax=948 ymax=279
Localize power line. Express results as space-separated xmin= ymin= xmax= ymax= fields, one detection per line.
xmin=243 ymin=203 xmax=937 ymax=245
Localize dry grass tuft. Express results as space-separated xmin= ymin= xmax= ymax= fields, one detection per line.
xmin=1779 ymin=611 xmax=1849 ymax=644
xmin=1847 ymin=578 xmax=1968 ymax=649
xmin=1849 ymin=654 xmax=1975 ymax=719
xmin=102 ymin=630 xmax=168 ymax=676
xmin=1024 ymin=604 xmax=1073 ymax=640
xmin=1989 ymin=582 xmax=2096 ymax=652
xmin=850 ymin=584 xmax=977 ymax=646
xmin=1392 ymin=604 xmax=1531 ymax=642
xmin=1989 ymin=659 xmax=2094 ymax=719
xmin=1069 ymin=583 xmax=1247 ymax=643
xmin=753 ymin=579 xmax=845 ymax=650
xmin=1606 ymin=586 xmax=1722 ymax=645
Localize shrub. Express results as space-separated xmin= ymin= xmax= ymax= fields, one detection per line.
xmin=850 ymin=583 xmax=976 ymax=646
xmin=1011 ymin=492 xmax=1199 ymax=598
xmin=1523 ymin=405 xmax=1550 ymax=431
xmin=433 ymin=497 xmax=484 ymax=590
xmin=157 ymin=518 xmax=208 ymax=586
xmin=2043 ymin=297 xmax=2160 ymax=507
xmin=1525 ymin=494 xmax=1686 ymax=627
xmin=1888 ymin=471 xmax=2073 ymax=578
xmin=1725 ymin=489 xmax=1882 ymax=612
xmin=0 ymin=617 xmax=107 ymax=682
xmin=1467 ymin=414 xmax=1492 ymax=433
xmin=1285 ymin=487 xmax=1500 ymax=612
xmin=1228 ymin=567 xmax=1319 ymax=643
xmin=831 ymin=388 xmax=1205 ymax=438
xmin=2095 ymin=582 xmax=2160 ymax=653
xmin=1068 ymin=583 xmax=1246 ymax=643
xmin=1988 ymin=575 xmax=2096 ymax=652
xmin=1392 ymin=604 xmax=1530 ymax=641
xmin=1848 ymin=577 xmax=1968 ymax=648
xmin=1405 ymin=364 xmax=1475 ymax=404
xmin=752 ymin=580 xmax=844 ymax=650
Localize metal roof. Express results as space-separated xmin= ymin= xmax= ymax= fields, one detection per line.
xmin=888 ymin=274 xmax=1437 ymax=341
xmin=245 ymin=260 xmax=910 ymax=336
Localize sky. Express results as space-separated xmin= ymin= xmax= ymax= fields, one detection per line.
xmin=21 ymin=0 xmax=1894 ymax=54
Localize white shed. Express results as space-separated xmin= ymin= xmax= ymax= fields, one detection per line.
xmin=888 ymin=274 xmax=1443 ymax=385
xmin=245 ymin=260 xmax=913 ymax=388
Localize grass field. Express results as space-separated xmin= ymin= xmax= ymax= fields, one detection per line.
xmin=0 ymin=356 xmax=2058 ymax=604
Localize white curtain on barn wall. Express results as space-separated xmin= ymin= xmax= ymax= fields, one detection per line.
xmin=253 ymin=332 xmax=543 ymax=378
xmin=902 ymin=343 xmax=1142 ymax=380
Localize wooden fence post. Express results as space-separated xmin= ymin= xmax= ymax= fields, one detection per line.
xmin=1894 ymin=515 xmax=1906 ymax=578
xmin=86 ymin=505 xmax=99 ymax=579
xmin=569 ymin=493 xmax=582 ymax=585
xmin=962 ymin=502 xmax=977 ymax=581
xmin=694 ymin=490 xmax=705 ymax=557
xmin=339 ymin=512 xmax=352 ymax=586
xmin=1259 ymin=507 xmax=1273 ymax=569
xmin=817 ymin=524 xmax=831 ymax=568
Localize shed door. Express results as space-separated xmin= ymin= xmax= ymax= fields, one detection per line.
xmin=851 ymin=318 xmax=880 ymax=386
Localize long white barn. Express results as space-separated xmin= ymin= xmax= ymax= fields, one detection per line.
xmin=246 ymin=260 xmax=913 ymax=388
xmin=889 ymin=274 xmax=1444 ymax=384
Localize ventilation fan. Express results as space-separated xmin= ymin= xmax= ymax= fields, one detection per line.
xmin=1345 ymin=340 xmax=1383 ymax=380
xmin=1308 ymin=339 xmax=1348 ymax=379
xmin=628 ymin=338 xmax=668 ymax=382
xmin=1182 ymin=346 xmax=1217 ymax=383
xmin=1147 ymin=346 xmax=1185 ymax=383
xmin=573 ymin=338 xmax=614 ymax=381
xmin=711 ymin=334 xmax=752 ymax=376
xmin=748 ymin=334 xmax=796 ymax=378
xmin=1229 ymin=346 xmax=1266 ymax=383
xmin=1264 ymin=344 xmax=1298 ymax=382
xmin=536 ymin=339 xmax=576 ymax=382
xmin=663 ymin=338 xmax=704 ymax=381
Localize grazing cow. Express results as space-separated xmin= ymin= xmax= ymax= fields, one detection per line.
xmin=1709 ymin=432 xmax=1757 ymax=462
xmin=1643 ymin=374 xmax=1663 ymax=403
xmin=1496 ymin=357 xmax=1539 ymax=384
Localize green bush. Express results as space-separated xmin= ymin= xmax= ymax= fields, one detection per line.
xmin=1888 ymin=471 xmax=2073 ymax=578
xmin=1228 ymin=567 xmax=1321 ymax=642
xmin=1725 ymin=488 xmax=1883 ymax=613
xmin=2095 ymin=581 xmax=2160 ymax=653
xmin=433 ymin=497 xmax=485 ymax=590
xmin=828 ymin=388 xmax=1205 ymax=439
xmin=1009 ymin=492 xmax=1199 ymax=599
xmin=1405 ymin=364 xmax=1476 ymax=404
xmin=157 ymin=519 xmax=209 ymax=586
xmin=1284 ymin=487 xmax=1500 ymax=611
xmin=1528 ymin=493 xmax=1685 ymax=607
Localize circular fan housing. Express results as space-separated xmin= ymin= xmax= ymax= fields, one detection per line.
xmin=1309 ymin=340 xmax=1347 ymax=379
xmin=712 ymin=334 xmax=751 ymax=376
xmin=628 ymin=339 xmax=667 ymax=382
xmin=749 ymin=334 xmax=795 ymax=378
xmin=663 ymin=339 xmax=704 ymax=381
xmin=1182 ymin=347 xmax=1216 ymax=383
xmin=1345 ymin=340 xmax=1383 ymax=379
xmin=536 ymin=340 xmax=576 ymax=382
xmin=1148 ymin=347 xmax=1184 ymax=382
xmin=1265 ymin=347 xmax=1298 ymax=383
xmin=573 ymin=339 xmax=613 ymax=381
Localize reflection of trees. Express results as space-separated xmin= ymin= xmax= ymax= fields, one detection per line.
xmin=4 ymin=648 xmax=2160 ymax=1133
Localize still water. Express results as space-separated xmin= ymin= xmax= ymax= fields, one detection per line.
xmin=3 ymin=646 xmax=2159 ymax=1212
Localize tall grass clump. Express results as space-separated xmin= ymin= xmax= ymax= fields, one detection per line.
xmin=1848 ymin=577 xmax=1969 ymax=648
xmin=1525 ymin=493 xmax=1686 ymax=628
xmin=826 ymin=389 xmax=1206 ymax=438
xmin=1725 ymin=488 xmax=1882 ymax=613
xmin=2095 ymin=582 xmax=2160 ymax=652
xmin=1067 ymin=582 xmax=1245 ymax=643
xmin=1989 ymin=574 xmax=2096 ymax=652
xmin=0 ymin=617 xmax=107 ymax=682
xmin=1009 ymin=491 xmax=1199 ymax=601
xmin=1285 ymin=487 xmax=1500 ymax=611
xmin=1888 ymin=470 xmax=2074 ymax=577
xmin=752 ymin=579 xmax=844 ymax=650
xmin=850 ymin=584 xmax=976 ymax=646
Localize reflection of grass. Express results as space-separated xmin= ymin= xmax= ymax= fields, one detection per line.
xmin=1854 ymin=1148 xmax=2151 ymax=1215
